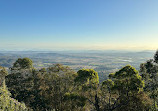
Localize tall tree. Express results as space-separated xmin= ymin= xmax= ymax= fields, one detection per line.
xmin=102 ymin=65 xmax=150 ymax=111
xmin=12 ymin=58 xmax=33 ymax=69
xmin=6 ymin=58 xmax=34 ymax=108
xmin=74 ymin=69 xmax=100 ymax=111
xmin=140 ymin=51 xmax=158 ymax=110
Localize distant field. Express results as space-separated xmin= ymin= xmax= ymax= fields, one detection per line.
xmin=0 ymin=50 xmax=154 ymax=82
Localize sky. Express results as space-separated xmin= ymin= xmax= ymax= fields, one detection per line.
xmin=0 ymin=0 xmax=158 ymax=51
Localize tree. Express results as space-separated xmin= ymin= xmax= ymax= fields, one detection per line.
xmin=74 ymin=69 xmax=100 ymax=111
xmin=101 ymin=79 xmax=114 ymax=111
xmin=154 ymin=50 xmax=158 ymax=63
xmin=75 ymin=69 xmax=99 ymax=87
xmin=0 ymin=66 xmax=8 ymax=86
xmin=36 ymin=64 xmax=76 ymax=111
xmin=63 ymin=93 xmax=86 ymax=111
xmin=7 ymin=62 xmax=77 ymax=110
xmin=12 ymin=58 xmax=33 ymax=69
xmin=102 ymin=65 xmax=147 ymax=111
xmin=109 ymin=65 xmax=144 ymax=93
xmin=140 ymin=51 xmax=158 ymax=110
xmin=4 ymin=53 xmax=157 ymax=111
xmin=6 ymin=58 xmax=34 ymax=109
xmin=0 ymin=66 xmax=31 ymax=111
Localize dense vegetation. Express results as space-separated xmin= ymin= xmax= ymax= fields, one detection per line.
xmin=0 ymin=66 xmax=31 ymax=111
xmin=0 ymin=50 xmax=157 ymax=111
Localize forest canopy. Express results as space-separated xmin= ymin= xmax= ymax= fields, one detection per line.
xmin=0 ymin=50 xmax=158 ymax=111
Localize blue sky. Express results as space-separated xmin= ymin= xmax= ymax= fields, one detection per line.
xmin=0 ymin=0 xmax=158 ymax=51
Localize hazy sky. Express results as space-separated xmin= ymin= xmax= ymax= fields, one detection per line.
xmin=0 ymin=0 xmax=158 ymax=51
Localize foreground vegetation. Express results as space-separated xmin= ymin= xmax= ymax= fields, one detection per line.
xmin=0 ymin=67 xmax=31 ymax=111
xmin=0 ymin=50 xmax=158 ymax=111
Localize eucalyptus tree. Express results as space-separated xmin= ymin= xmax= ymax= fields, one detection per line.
xmin=74 ymin=69 xmax=100 ymax=111
xmin=101 ymin=65 xmax=151 ymax=111
xmin=6 ymin=58 xmax=34 ymax=108
xmin=140 ymin=50 xmax=158 ymax=110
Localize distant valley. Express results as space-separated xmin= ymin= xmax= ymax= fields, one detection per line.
xmin=0 ymin=50 xmax=154 ymax=82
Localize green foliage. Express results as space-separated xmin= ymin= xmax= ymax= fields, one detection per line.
xmin=2 ymin=54 xmax=158 ymax=111
xmin=0 ymin=67 xmax=8 ymax=87
xmin=115 ymin=91 xmax=152 ymax=111
xmin=7 ymin=61 xmax=77 ymax=111
xmin=75 ymin=69 xmax=99 ymax=85
xmin=13 ymin=58 xmax=33 ymax=69
xmin=110 ymin=65 xmax=144 ymax=93
xmin=102 ymin=79 xmax=114 ymax=89
xmin=0 ymin=66 xmax=30 ymax=111
xmin=64 ymin=93 xmax=86 ymax=108
xmin=154 ymin=50 xmax=158 ymax=63
xmin=41 ymin=64 xmax=76 ymax=111
xmin=0 ymin=85 xmax=30 ymax=111
xmin=140 ymin=51 xmax=158 ymax=110
xmin=99 ymin=65 xmax=147 ymax=111
xmin=0 ymin=66 xmax=8 ymax=77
